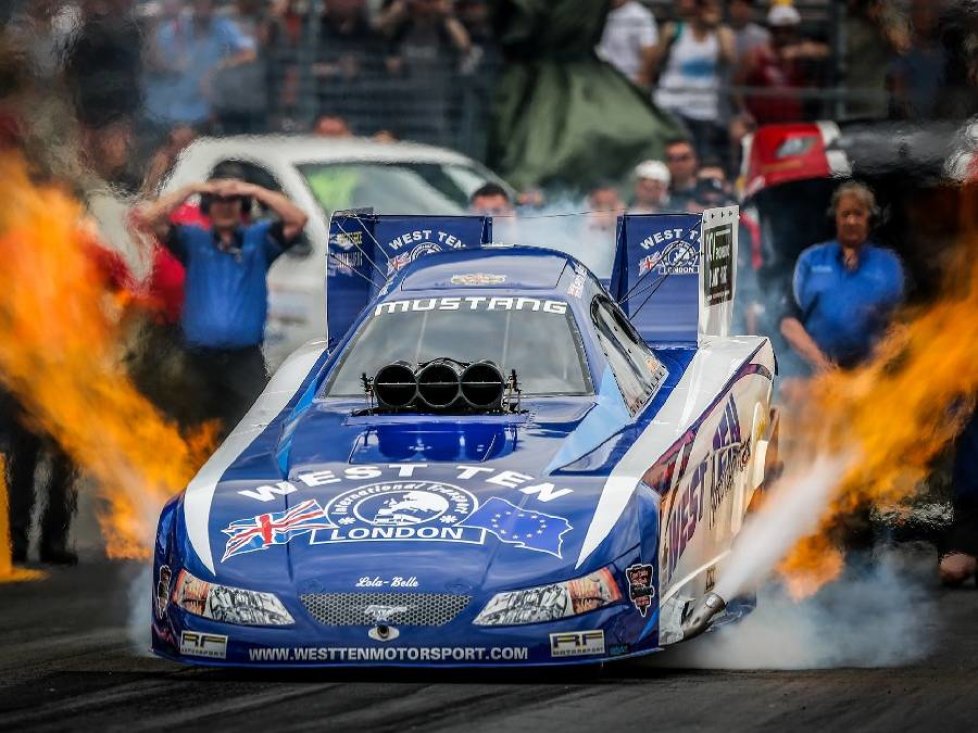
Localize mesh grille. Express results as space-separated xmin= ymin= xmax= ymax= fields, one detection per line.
xmin=299 ymin=592 xmax=471 ymax=627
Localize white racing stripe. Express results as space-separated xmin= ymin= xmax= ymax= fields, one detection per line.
xmin=184 ymin=339 xmax=328 ymax=574
xmin=575 ymin=337 xmax=773 ymax=569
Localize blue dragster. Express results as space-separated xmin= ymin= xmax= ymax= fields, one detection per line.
xmin=152 ymin=208 xmax=778 ymax=667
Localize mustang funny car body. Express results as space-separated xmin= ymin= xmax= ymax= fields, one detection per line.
xmin=152 ymin=208 xmax=777 ymax=667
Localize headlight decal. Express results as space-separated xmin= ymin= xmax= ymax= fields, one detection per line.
xmin=473 ymin=567 xmax=623 ymax=626
xmin=172 ymin=569 xmax=295 ymax=626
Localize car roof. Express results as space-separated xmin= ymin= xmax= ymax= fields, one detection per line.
xmin=182 ymin=135 xmax=477 ymax=167
xmin=394 ymin=247 xmax=579 ymax=294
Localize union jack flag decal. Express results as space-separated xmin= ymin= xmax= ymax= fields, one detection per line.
xmin=221 ymin=500 xmax=333 ymax=562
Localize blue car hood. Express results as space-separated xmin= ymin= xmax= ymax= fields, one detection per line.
xmin=203 ymin=398 xmax=641 ymax=595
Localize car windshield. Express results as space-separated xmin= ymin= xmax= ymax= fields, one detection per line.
xmin=326 ymin=301 xmax=591 ymax=397
xmin=298 ymin=161 xmax=499 ymax=214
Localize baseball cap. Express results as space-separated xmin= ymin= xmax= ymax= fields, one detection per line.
xmin=634 ymin=160 xmax=671 ymax=184
xmin=767 ymin=4 xmax=802 ymax=26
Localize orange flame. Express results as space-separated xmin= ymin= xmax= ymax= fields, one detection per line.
xmin=776 ymin=185 xmax=978 ymax=598
xmin=0 ymin=153 xmax=212 ymax=559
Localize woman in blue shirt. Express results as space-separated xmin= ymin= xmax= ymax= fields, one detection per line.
xmin=780 ymin=180 xmax=905 ymax=374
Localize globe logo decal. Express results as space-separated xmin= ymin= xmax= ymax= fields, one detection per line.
xmin=315 ymin=481 xmax=480 ymax=545
xmin=360 ymin=490 xmax=451 ymax=526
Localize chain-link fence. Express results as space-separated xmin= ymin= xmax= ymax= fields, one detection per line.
xmin=132 ymin=1 xmax=968 ymax=164
xmin=262 ymin=32 xmax=499 ymax=159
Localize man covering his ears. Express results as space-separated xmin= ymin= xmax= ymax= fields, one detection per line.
xmin=136 ymin=165 xmax=308 ymax=431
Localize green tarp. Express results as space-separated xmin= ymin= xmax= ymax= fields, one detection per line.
xmin=488 ymin=0 xmax=684 ymax=191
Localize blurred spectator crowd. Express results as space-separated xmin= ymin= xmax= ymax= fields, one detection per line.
xmin=5 ymin=0 xmax=978 ymax=184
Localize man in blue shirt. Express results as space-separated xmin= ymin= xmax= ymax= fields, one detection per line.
xmin=780 ymin=181 xmax=905 ymax=374
xmin=137 ymin=165 xmax=308 ymax=431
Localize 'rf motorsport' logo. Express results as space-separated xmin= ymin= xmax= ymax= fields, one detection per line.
xmin=180 ymin=631 xmax=228 ymax=660
xmin=550 ymin=630 xmax=605 ymax=658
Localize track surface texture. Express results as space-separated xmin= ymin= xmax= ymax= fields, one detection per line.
xmin=2 ymin=555 xmax=978 ymax=733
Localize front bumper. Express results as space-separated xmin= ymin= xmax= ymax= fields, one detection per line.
xmin=152 ymin=567 xmax=663 ymax=668
xmin=152 ymin=601 xmax=661 ymax=668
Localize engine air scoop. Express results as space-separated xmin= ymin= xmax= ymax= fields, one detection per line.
xmin=363 ymin=359 xmax=519 ymax=415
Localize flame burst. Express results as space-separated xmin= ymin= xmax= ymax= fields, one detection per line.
xmin=0 ymin=153 xmax=211 ymax=559
xmin=777 ymin=186 xmax=978 ymax=598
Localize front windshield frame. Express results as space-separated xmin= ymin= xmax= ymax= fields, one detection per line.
xmin=322 ymin=298 xmax=594 ymax=399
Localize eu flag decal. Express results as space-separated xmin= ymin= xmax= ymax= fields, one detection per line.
xmin=461 ymin=497 xmax=572 ymax=558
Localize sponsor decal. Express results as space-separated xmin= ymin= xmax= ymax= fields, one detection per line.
xmin=382 ymin=229 xmax=470 ymax=275
xmin=386 ymin=242 xmax=443 ymax=275
xmin=222 ymin=499 xmax=333 ymax=561
xmin=661 ymin=468 xmax=705 ymax=586
xmin=450 ymin=273 xmax=507 ymax=286
xmin=625 ymin=563 xmax=655 ymax=617
xmin=363 ymin=604 xmax=412 ymax=624
xmin=608 ymin=643 xmax=630 ymax=657
xmin=549 ymin=630 xmax=605 ymax=658
xmin=637 ymin=242 xmax=698 ymax=277
xmin=660 ymin=397 xmax=744 ymax=585
xmin=223 ymin=480 xmax=574 ymax=562
xmin=740 ymin=438 xmax=752 ymax=470
xmin=707 ymin=400 xmax=746 ymax=528
xmin=638 ymin=226 xmax=699 ymax=252
xmin=331 ymin=251 xmax=363 ymax=274
xmin=460 ymin=496 xmax=571 ymax=558
xmin=387 ymin=250 xmax=412 ymax=274
xmin=314 ymin=480 xmax=485 ymax=546
xmin=566 ymin=267 xmax=586 ymax=298
xmin=311 ymin=482 xmax=573 ymax=558
xmin=374 ymin=297 xmax=567 ymax=316
xmin=156 ymin=565 xmax=172 ymax=619
xmin=386 ymin=229 xmax=468 ymax=252
xmin=237 ymin=464 xmax=573 ymax=504
xmin=356 ymin=576 xmax=419 ymax=588
xmin=248 ymin=645 xmax=529 ymax=663
xmin=334 ymin=230 xmax=363 ymax=251
xmin=180 ymin=631 xmax=228 ymax=660
xmin=704 ymin=222 xmax=734 ymax=306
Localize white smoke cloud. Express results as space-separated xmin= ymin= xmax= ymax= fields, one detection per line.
xmin=653 ymin=544 xmax=937 ymax=669
xmin=650 ymin=447 xmax=944 ymax=670
xmin=715 ymin=455 xmax=852 ymax=601
xmin=127 ymin=564 xmax=153 ymax=656
xmin=499 ymin=202 xmax=620 ymax=280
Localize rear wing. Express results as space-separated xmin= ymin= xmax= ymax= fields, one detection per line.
xmin=609 ymin=207 xmax=739 ymax=347
xmin=325 ymin=214 xmax=493 ymax=346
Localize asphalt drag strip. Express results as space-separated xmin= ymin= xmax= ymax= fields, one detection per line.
xmin=2 ymin=560 xmax=978 ymax=732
